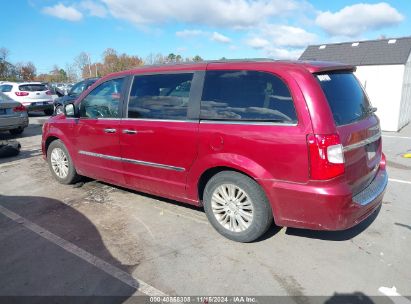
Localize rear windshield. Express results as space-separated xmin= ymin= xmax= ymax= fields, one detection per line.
xmin=316 ymin=72 xmax=371 ymax=126
xmin=19 ymin=84 xmax=47 ymax=92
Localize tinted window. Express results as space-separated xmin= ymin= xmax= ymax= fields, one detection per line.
xmin=128 ymin=73 xmax=193 ymax=120
xmin=69 ymin=81 xmax=87 ymax=96
xmin=19 ymin=84 xmax=47 ymax=92
xmin=0 ymin=85 xmax=13 ymax=92
xmin=316 ymin=73 xmax=371 ymax=126
xmin=84 ymin=80 xmax=97 ymax=90
xmin=201 ymin=70 xmax=297 ymax=123
xmin=79 ymin=78 xmax=124 ymax=118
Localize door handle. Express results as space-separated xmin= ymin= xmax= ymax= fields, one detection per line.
xmin=123 ymin=129 xmax=138 ymax=134
xmin=104 ymin=128 xmax=117 ymax=133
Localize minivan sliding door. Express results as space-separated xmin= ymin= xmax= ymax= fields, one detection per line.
xmin=119 ymin=71 xmax=202 ymax=200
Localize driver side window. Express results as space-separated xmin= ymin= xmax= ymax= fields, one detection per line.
xmin=79 ymin=78 xmax=124 ymax=118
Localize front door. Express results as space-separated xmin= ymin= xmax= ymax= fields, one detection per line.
xmin=70 ymin=77 xmax=127 ymax=185
xmin=120 ymin=72 xmax=200 ymax=199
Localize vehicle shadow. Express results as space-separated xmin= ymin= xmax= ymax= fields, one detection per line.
xmin=0 ymin=195 xmax=140 ymax=300
xmin=284 ymin=206 xmax=381 ymax=241
xmin=324 ymin=292 xmax=392 ymax=304
xmin=0 ymin=146 xmax=42 ymax=164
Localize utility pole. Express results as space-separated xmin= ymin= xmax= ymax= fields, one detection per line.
xmin=87 ymin=53 xmax=92 ymax=77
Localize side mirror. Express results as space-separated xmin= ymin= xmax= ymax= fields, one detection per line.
xmin=64 ymin=103 xmax=78 ymax=117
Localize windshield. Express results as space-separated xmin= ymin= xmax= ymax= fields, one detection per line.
xmin=316 ymin=72 xmax=372 ymax=126
xmin=69 ymin=81 xmax=86 ymax=96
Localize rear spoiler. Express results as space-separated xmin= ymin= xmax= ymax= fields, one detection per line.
xmin=299 ymin=60 xmax=356 ymax=74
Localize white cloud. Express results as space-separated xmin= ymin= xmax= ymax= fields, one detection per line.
xmin=245 ymin=24 xmax=315 ymax=59
xmin=176 ymin=29 xmax=232 ymax=44
xmin=42 ymin=3 xmax=83 ymax=21
xmin=315 ymin=2 xmax=404 ymax=37
xmin=175 ymin=30 xmax=205 ymax=38
xmin=101 ymin=0 xmax=299 ymax=28
xmin=176 ymin=47 xmax=187 ymax=53
xmin=80 ymin=0 xmax=107 ymax=17
xmin=265 ymin=47 xmax=304 ymax=60
xmin=261 ymin=24 xmax=317 ymax=48
xmin=246 ymin=37 xmax=270 ymax=49
xmin=210 ymin=32 xmax=231 ymax=44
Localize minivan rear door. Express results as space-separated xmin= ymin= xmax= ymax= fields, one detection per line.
xmin=316 ymin=72 xmax=382 ymax=194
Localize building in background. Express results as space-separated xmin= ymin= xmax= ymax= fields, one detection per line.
xmin=299 ymin=37 xmax=411 ymax=132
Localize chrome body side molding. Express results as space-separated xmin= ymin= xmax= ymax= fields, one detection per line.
xmin=78 ymin=150 xmax=185 ymax=172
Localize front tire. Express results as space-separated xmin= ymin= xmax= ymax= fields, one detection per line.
xmin=203 ymin=171 xmax=273 ymax=242
xmin=9 ymin=128 xmax=24 ymax=135
xmin=44 ymin=109 xmax=54 ymax=116
xmin=47 ymin=140 xmax=79 ymax=184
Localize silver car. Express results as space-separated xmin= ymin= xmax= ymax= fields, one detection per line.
xmin=0 ymin=82 xmax=54 ymax=115
xmin=0 ymin=92 xmax=29 ymax=135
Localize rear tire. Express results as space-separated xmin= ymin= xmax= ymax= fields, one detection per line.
xmin=203 ymin=171 xmax=273 ymax=242
xmin=44 ymin=109 xmax=54 ymax=116
xmin=9 ymin=128 xmax=24 ymax=135
xmin=47 ymin=140 xmax=80 ymax=184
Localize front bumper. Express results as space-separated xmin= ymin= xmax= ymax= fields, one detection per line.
xmin=260 ymin=167 xmax=387 ymax=231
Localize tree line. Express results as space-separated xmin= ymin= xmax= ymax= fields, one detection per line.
xmin=0 ymin=46 xmax=204 ymax=83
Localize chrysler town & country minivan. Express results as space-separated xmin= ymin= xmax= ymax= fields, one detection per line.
xmin=42 ymin=60 xmax=388 ymax=242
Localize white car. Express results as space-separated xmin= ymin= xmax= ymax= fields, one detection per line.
xmin=0 ymin=82 xmax=54 ymax=115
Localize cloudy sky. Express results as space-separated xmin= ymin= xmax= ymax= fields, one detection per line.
xmin=1 ymin=0 xmax=410 ymax=73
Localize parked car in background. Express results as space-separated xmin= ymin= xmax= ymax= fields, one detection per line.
xmin=0 ymin=92 xmax=29 ymax=135
xmin=0 ymin=82 xmax=54 ymax=115
xmin=42 ymin=60 xmax=387 ymax=242
xmin=50 ymin=83 xmax=73 ymax=97
xmin=53 ymin=78 xmax=99 ymax=114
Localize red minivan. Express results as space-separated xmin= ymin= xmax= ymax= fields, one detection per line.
xmin=42 ymin=60 xmax=387 ymax=242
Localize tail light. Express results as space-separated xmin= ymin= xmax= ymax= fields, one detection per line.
xmin=380 ymin=153 xmax=386 ymax=170
xmin=46 ymin=90 xmax=52 ymax=95
xmin=307 ymin=134 xmax=345 ymax=180
xmin=13 ymin=105 xmax=26 ymax=112
xmin=15 ymin=91 xmax=29 ymax=96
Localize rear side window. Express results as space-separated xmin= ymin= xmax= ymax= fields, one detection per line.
xmin=0 ymin=85 xmax=13 ymax=92
xmin=201 ymin=70 xmax=297 ymax=123
xmin=19 ymin=84 xmax=47 ymax=92
xmin=316 ymin=73 xmax=371 ymax=126
xmin=128 ymin=73 xmax=193 ymax=120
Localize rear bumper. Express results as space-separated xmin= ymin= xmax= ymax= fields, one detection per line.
xmin=26 ymin=104 xmax=54 ymax=112
xmin=21 ymin=101 xmax=54 ymax=112
xmin=260 ymin=167 xmax=387 ymax=230
xmin=0 ymin=116 xmax=29 ymax=131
